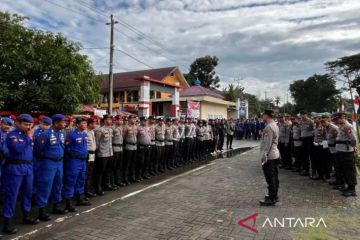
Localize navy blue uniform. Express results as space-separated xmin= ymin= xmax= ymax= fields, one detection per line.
xmin=32 ymin=127 xmax=46 ymax=195
xmin=64 ymin=128 xmax=88 ymax=199
xmin=33 ymin=128 xmax=65 ymax=208
xmin=2 ymin=129 xmax=33 ymax=218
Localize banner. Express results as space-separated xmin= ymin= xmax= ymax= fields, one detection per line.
xmin=237 ymin=99 xmax=248 ymax=119
xmin=187 ymin=100 xmax=200 ymax=118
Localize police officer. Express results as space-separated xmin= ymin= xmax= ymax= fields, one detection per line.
xmin=155 ymin=118 xmax=166 ymax=172
xmin=259 ymin=110 xmax=280 ymax=206
xmin=290 ymin=116 xmax=303 ymax=172
xmin=217 ymin=119 xmax=225 ymax=152
xmin=278 ymin=115 xmax=291 ymax=169
xmin=63 ymin=117 xmax=91 ymax=212
xmin=299 ymin=111 xmax=314 ymax=176
xmin=178 ymin=117 xmax=186 ymax=165
xmin=172 ymin=118 xmax=181 ymax=167
xmin=196 ymin=120 xmax=205 ymax=161
xmin=123 ymin=115 xmax=138 ymax=182
xmin=0 ymin=117 xmax=14 ymax=189
xmin=137 ymin=116 xmax=151 ymax=179
xmin=85 ymin=116 xmax=98 ymax=197
xmin=2 ymin=114 xmax=39 ymax=234
xmin=320 ymin=116 xmax=337 ymax=182
xmin=165 ymin=118 xmax=174 ymax=170
xmin=190 ymin=119 xmax=197 ymax=160
xmin=312 ymin=114 xmax=326 ymax=180
xmin=112 ymin=115 xmax=125 ymax=187
xmin=184 ymin=118 xmax=192 ymax=163
xmin=211 ymin=119 xmax=219 ymax=153
xmin=34 ymin=114 xmax=67 ymax=221
xmin=148 ymin=116 xmax=157 ymax=176
xmin=225 ymin=119 xmax=235 ymax=150
xmin=333 ymin=113 xmax=357 ymax=197
xmin=94 ymin=114 xmax=113 ymax=195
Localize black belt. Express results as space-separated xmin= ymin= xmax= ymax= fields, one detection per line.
xmin=156 ymin=139 xmax=164 ymax=142
xmin=328 ymin=144 xmax=335 ymax=147
xmin=88 ymin=150 xmax=96 ymax=154
xmin=69 ymin=154 xmax=88 ymax=160
xmin=6 ymin=159 xmax=32 ymax=165
xmin=336 ymin=141 xmax=350 ymax=144
xmin=38 ymin=156 xmax=63 ymax=162
xmin=125 ymin=142 xmax=136 ymax=146
xmin=139 ymin=144 xmax=150 ymax=148
xmin=112 ymin=144 xmax=123 ymax=147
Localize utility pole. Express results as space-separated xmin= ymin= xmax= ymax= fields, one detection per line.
xmin=106 ymin=14 xmax=118 ymax=115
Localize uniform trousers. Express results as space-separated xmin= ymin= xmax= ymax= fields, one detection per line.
xmin=262 ymin=159 xmax=279 ymax=200
xmin=336 ymin=151 xmax=357 ymax=190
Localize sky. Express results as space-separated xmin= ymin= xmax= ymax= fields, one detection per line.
xmin=2 ymin=0 xmax=360 ymax=103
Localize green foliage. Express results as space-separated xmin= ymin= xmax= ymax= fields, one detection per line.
xmin=289 ymin=74 xmax=340 ymax=112
xmin=0 ymin=11 xmax=101 ymax=114
xmin=184 ymin=55 xmax=221 ymax=88
xmin=222 ymin=83 xmax=244 ymax=102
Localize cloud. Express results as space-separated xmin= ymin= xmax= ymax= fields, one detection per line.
xmin=2 ymin=0 xmax=360 ymax=104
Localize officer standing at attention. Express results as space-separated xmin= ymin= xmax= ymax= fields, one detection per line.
xmin=2 ymin=114 xmax=39 ymax=235
xmin=63 ymin=117 xmax=91 ymax=212
xmin=165 ymin=118 xmax=174 ymax=170
xmin=148 ymin=116 xmax=157 ymax=176
xmin=290 ymin=117 xmax=303 ymax=172
xmin=94 ymin=114 xmax=113 ymax=195
xmin=112 ymin=115 xmax=125 ymax=187
xmin=123 ymin=115 xmax=138 ymax=183
xmin=184 ymin=118 xmax=192 ymax=163
xmin=85 ymin=116 xmax=98 ymax=198
xmin=155 ymin=118 xmax=166 ymax=173
xmin=34 ymin=114 xmax=67 ymax=221
xmin=172 ymin=118 xmax=181 ymax=167
xmin=137 ymin=116 xmax=151 ymax=180
xmin=196 ymin=120 xmax=205 ymax=161
xmin=312 ymin=114 xmax=326 ymax=180
xmin=299 ymin=111 xmax=314 ymax=176
xmin=259 ymin=109 xmax=280 ymax=206
xmin=0 ymin=117 xmax=14 ymax=188
xmin=178 ymin=117 xmax=186 ymax=165
xmin=333 ymin=113 xmax=357 ymax=197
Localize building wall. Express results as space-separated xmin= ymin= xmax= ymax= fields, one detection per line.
xmin=200 ymin=101 xmax=228 ymax=119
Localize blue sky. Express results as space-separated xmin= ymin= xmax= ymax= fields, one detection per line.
xmin=2 ymin=0 xmax=360 ymax=102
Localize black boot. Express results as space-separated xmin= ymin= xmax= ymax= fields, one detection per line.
xmin=3 ymin=217 xmax=17 ymax=235
xmin=38 ymin=208 xmax=51 ymax=221
xmin=65 ymin=199 xmax=77 ymax=212
xmin=53 ymin=203 xmax=68 ymax=214
xmin=259 ymin=196 xmax=276 ymax=206
xmin=76 ymin=195 xmax=91 ymax=206
xmin=105 ymin=175 xmax=116 ymax=191
xmin=22 ymin=212 xmax=39 ymax=225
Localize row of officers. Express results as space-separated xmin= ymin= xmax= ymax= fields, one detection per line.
xmin=276 ymin=110 xmax=357 ymax=197
xmin=0 ymin=113 xmax=235 ymax=236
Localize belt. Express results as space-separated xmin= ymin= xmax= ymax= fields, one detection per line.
xmin=336 ymin=141 xmax=350 ymax=144
xmin=155 ymin=139 xmax=164 ymax=142
xmin=69 ymin=154 xmax=88 ymax=160
xmin=5 ymin=159 xmax=32 ymax=165
xmin=38 ymin=156 xmax=63 ymax=162
xmin=125 ymin=142 xmax=136 ymax=146
xmin=88 ymin=150 xmax=96 ymax=154
xmin=112 ymin=144 xmax=123 ymax=147
xmin=139 ymin=144 xmax=150 ymax=148
xmin=328 ymin=144 xmax=335 ymax=147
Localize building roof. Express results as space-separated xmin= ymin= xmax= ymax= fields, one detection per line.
xmin=101 ymin=66 xmax=178 ymax=90
xmin=180 ymin=85 xmax=224 ymax=99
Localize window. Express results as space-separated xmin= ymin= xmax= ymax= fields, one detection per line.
xmin=150 ymin=90 xmax=155 ymax=99
xmin=156 ymin=91 xmax=161 ymax=99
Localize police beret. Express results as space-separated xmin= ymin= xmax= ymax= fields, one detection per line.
xmin=114 ymin=115 xmax=124 ymax=120
xmin=18 ymin=114 xmax=34 ymax=123
xmin=300 ymin=110 xmax=308 ymax=115
xmin=139 ymin=116 xmax=147 ymax=121
xmin=1 ymin=117 xmax=14 ymax=126
xmin=102 ymin=114 xmax=113 ymax=120
xmin=87 ymin=117 xmax=98 ymax=124
xmin=75 ymin=117 xmax=87 ymax=124
xmin=65 ymin=115 xmax=73 ymax=122
xmin=40 ymin=116 xmax=52 ymax=125
xmin=52 ymin=114 xmax=66 ymax=123
xmin=263 ymin=109 xmax=274 ymax=117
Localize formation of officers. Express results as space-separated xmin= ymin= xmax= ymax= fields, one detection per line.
xmin=0 ymin=113 xmax=237 ymax=235
xmin=259 ymin=110 xmax=357 ymax=206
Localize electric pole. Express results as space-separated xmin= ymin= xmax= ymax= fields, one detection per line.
xmin=106 ymin=14 xmax=118 ymax=115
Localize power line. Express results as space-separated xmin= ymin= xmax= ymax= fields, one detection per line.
xmin=115 ymin=48 xmax=153 ymax=69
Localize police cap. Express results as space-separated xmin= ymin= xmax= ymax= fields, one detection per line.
xmin=1 ymin=117 xmax=14 ymax=126
xmin=40 ymin=116 xmax=52 ymax=125
xmin=262 ymin=109 xmax=274 ymax=117
xmin=75 ymin=117 xmax=87 ymax=124
xmin=18 ymin=114 xmax=34 ymax=123
xmin=52 ymin=114 xmax=67 ymax=123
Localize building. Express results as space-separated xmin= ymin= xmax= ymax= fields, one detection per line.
xmin=98 ymin=67 xmax=236 ymax=119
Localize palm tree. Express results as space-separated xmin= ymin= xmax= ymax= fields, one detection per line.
xmin=274 ymin=96 xmax=281 ymax=107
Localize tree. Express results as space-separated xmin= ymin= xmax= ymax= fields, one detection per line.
xmin=274 ymin=96 xmax=281 ymax=107
xmin=326 ymin=53 xmax=360 ymax=96
xmin=222 ymin=83 xmax=244 ymax=102
xmin=0 ymin=12 xmax=101 ymax=114
xmin=289 ymin=74 xmax=340 ymax=112
xmin=184 ymin=55 xmax=221 ymax=88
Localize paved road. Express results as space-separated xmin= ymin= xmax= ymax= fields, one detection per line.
xmin=10 ymin=142 xmax=360 ymax=240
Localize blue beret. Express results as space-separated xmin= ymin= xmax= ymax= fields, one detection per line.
xmin=41 ymin=116 xmax=52 ymax=125
xmin=18 ymin=114 xmax=34 ymax=123
xmin=1 ymin=117 xmax=14 ymax=126
xmin=52 ymin=114 xmax=66 ymax=123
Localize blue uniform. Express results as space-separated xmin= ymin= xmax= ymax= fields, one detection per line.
xmin=3 ymin=129 xmax=33 ymax=218
xmin=64 ymin=128 xmax=88 ymax=199
xmin=33 ymin=128 xmax=65 ymax=208
xmin=32 ymin=127 xmax=46 ymax=195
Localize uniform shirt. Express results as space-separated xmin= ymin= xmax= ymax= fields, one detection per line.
xmin=112 ymin=125 xmax=124 ymax=152
xmin=94 ymin=126 xmax=113 ymax=157
xmin=123 ymin=125 xmax=138 ymax=151
xmin=203 ymin=125 xmax=212 ymax=141
xmin=172 ymin=124 xmax=180 ymax=141
xmin=86 ymin=129 xmax=96 ymax=162
xmin=165 ymin=125 xmax=173 ymax=145
xmin=34 ymin=128 xmax=65 ymax=160
xmin=184 ymin=124 xmax=192 ymax=138
xmin=291 ymin=123 xmax=302 ymax=147
xmin=155 ymin=124 xmax=166 ymax=146
xmin=336 ymin=121 xmax=357 ymax=153
xmin=149 ymin=124 xmax=156 ymax=145
xmin=137 ymin=126 xmax=151 ymax=146
xmin=259 ymin=120 xmax=280 ymax=161
xmin=191 ymin=123 xmax=197 ymax=138
xmin=34 ymin=127 xmax=46 ymax=141
xmin=225 ymin=122 xmax=235 ymax=135
xmin=178 ymin=124 xmax=185 ymax=139
xmin=0 ymin=129 xmax=10 ymax=160
xmin=196 ymin=125 xmax=206 ymax=141
xmin=313 ymin=124 xmax=325 ymax=144
xmin=325 ymin=123 xmax=338 ymax=154
xmin=300 ymin=118 xmax=314 ymax=138
xmin=65 ymin=128 xmax=88 ymax=160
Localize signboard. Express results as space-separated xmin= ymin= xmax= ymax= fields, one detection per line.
xmin=94 ymin=108 xmax=107 ymax=117
xmin=187 ymin=100 xmax=200 ymax=118
xmin=237 ymin=99 xmax=248 ymax=119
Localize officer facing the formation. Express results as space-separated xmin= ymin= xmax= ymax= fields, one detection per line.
xmin=259 ymin=109 xmax=280 ymax=206
xmin=64 ymin=117 xmax=91 ymax=212
xmin=34 ymin=114 xmax=67 ymax=221
xmin=333 ymin=112 xmax=357 ymax=197
xmin=2 ymin=114 xmax=39 ymax=235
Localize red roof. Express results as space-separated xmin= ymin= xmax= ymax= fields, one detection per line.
xmin=180 ymin=85 xmax=224 ymax=99
xmin=101 ymin=67 xmax=177 ymax=90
